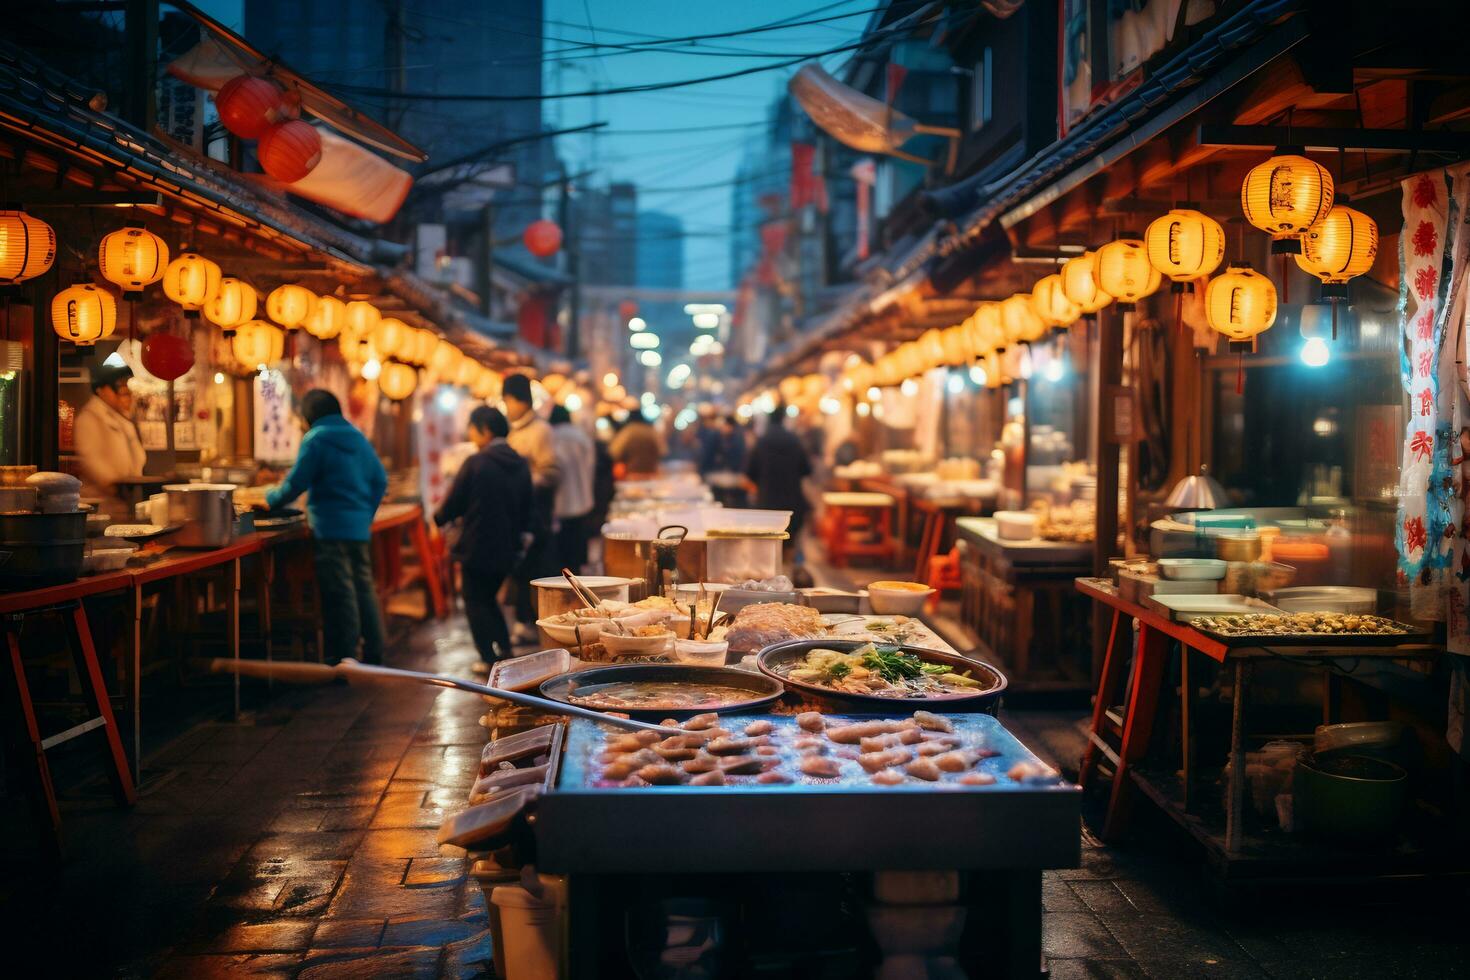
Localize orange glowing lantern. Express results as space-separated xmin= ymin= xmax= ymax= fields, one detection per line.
xmin=1145 ymin=208 xmax=1224 ymax=291
xmin=1096 ymin=237 xmax=1162 ymax=310
xmin=51 ymin=284 xmax=114 ymax=345
xmin=303 ymin=294 xmax=344 ymax=340
xmin=232 ymin=320 xmax=285 ymax=367
xmin=0 ymin=208 xmax=55 ymax=285
xmin=1031 ymin=274 xmax=1080 ymax=330
xmin=266 ymin=284 xmax=316 ymax=329
xmin=1241 ymin=151 xmax=1333 ymax=254
xmin=1061 ymin=251 xmax=1112 ymax=314
xmin=203 ymin=277 xmax=256 ymax=335
xmin=99 ymin=225 xmax=168 ymax=293
xmin=379 ymin=360 xmax=419 ymax=401
xmin=162 ymin=252 xmax=221 ymax=316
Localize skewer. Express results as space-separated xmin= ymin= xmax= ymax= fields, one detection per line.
xmin=209 ymin=658 xmax=692 ymax=735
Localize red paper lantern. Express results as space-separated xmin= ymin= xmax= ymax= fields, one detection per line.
xmin=141 ymin=331 xmax=195 ymax=381
xmin=216 ymin=75 xmax=288 ymax=140
xmin=618 ymin=300 xmax=639 ymax=321
xmin=523 ymin=219 xmax=563 ymax=258
xmin=259 ymin=121 xmax=322 ymax=183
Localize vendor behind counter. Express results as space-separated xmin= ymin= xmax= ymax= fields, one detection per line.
xmin=73 ymin=364 xmax=146 ymax=522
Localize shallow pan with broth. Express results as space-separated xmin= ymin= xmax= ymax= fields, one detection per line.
xmin=757 ymin=638 xmax=1007 ymax=713
xmin=539 ymin=664 xmax=783 ymax=718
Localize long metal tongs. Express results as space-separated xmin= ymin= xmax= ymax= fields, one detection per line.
xmin=210 ymin=657 xmax=690 ymax=735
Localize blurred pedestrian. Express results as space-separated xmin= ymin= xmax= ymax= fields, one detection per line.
xmin=694 ymin=406 xmax=723 ymax=475
xmin=720 ymin=414 xmax=748 ymax=473
xmin=266 ymin=389 xmax=388 ymax=664
xmin=610 ymin=408 xmax=663 ymax=477
xmin=74 ymin=363 xmax=147 ymax=522
xmin=550 ymin=404 xmax=596 ymax=574
xmin=503 ymin=373 xmax=561 ymax=645
xmin=433 ymin=406 xmax=532 ymax=669
xmin=744 ymin=405 xmax=812 ymax=553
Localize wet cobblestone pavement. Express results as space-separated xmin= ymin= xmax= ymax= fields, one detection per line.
xmin=2 ymin=607 xmax=1468 ymax=977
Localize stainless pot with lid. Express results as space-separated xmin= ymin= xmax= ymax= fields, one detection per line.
xmin=164 ymin=483 xmax=237 ymax=548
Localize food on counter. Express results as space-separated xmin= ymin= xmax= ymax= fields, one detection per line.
xmin=796 ymin=711 xmax=826 ymax=732
xmin=564 ymin=680 xmax=762 ymax=711
xmin=725 ymin=602 xmax=829 ymax=655
xmin=777 ymin=644 xmax=985 ymax=698
xmin=734 ymin=575 xmax=795 ymax=592
xmin=1039 ymin=502 xmax=1095 ymax=543
xmin=590 ymin=711 xmax=1053 ymax=790
xmin=869 ymin=580 xmax=931 ymax=593
xmin=905 ymin=758 xmax=942 ymax=781
xmin=1191 ymin=612 xmax=1411 ymax=637
xmin=858 ymin=747 xmax=913 ymax=772
xmin=634 ymin=595 xmax=679 ymax=611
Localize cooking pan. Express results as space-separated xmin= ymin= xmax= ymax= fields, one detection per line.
xmin=758 ymin=638 xmax=1006 ymax=714
xmin=539 ymin=663 xmax=783 ymax=718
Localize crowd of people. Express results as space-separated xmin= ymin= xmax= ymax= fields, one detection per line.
xmin=244 ymin=380 xmax=815 ymax=671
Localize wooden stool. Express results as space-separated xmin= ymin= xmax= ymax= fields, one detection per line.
xmin=2 ymin=601 xmax=136 ymax=858
xmin=822 ymin=492 xmax=896 ymax=567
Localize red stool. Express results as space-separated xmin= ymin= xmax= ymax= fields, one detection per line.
xmin=925 ymin=547 xmax=962 ymax=611
xmin=822 ymin=492 xmax=896 ymax=567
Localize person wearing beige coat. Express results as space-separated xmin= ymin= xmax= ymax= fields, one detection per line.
xmin=74 ymin=364 xmax=147 ymax=521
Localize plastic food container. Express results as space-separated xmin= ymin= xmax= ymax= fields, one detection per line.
xmin=1157 ymin=558 xmax=1227 ymax=581
xmin=992 ymin=511 xmax=1037 ymax=540
xmin=866 ymin=581 xmax=935 ymax=615
xmin=674 ymin=638 xmax=729 ymax=666
xmin=705 ymin=533 xmax=786 ymax=583
xmin=491 ymin=880 xmax=563 ymax=979
xmin=702 ymin=508 xmax=791 ymax=534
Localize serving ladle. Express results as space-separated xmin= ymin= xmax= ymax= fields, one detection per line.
xmin=210 ymin=658 xmax=693 ymax=735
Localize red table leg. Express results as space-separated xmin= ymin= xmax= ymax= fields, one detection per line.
xmin=4 ymin=629 xmax=63 ymax=857
xmin=1079 ymin=608 xmax=1124 ymax=790
xmin=1102 ymin=622 xmax=1169 ymax=842
xmin=410 ymin=517 xmax=448 ymax=619
xmin=65 ymin=605 xmax=136 ymax=806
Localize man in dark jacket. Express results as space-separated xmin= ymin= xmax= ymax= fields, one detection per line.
xmin=267 ymin=389 xmax=388 ymax=664
xmin=435 ymin=406 xmax=533 ymax=667
xmin=744 ymin=405 xmax=812 ymax=550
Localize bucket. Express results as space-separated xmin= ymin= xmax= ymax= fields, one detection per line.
xmin=491 ymin=882 xmax=562 ymax=980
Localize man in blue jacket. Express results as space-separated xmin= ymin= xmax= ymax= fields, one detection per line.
xmin=266 ymin=389 xmax=388 ymax=664
xmin=434 ymin=406 xmax=533 ymax=668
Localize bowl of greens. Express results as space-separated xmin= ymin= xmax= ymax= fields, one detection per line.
xmin=757 ymin=638 xmax=1006 ymax=712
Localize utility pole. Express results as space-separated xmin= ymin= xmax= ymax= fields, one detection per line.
xmin=560 ymin=173 xmax=580 ymax=361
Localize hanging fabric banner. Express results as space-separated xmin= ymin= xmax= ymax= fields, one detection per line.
xmin=1438 ymin=162 xmax=1470 ymax=653
xmin=1397 ymin=166 xmax=1460 ymax=619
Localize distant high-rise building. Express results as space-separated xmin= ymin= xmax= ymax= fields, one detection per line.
xmin=574 ymin=182 xmax=638 ymax=287
xmin=636 ymin=212 xmax=684 ymax=290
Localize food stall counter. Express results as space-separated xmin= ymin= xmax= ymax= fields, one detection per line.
xmin=954 ymin=518 xmax=1095 ymax=698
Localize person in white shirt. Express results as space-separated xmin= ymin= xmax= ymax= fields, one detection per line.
xmin=74 ymin=364 xmax=147 ymax=521
xmin=549 ymin=404 xmax=596 ymax=573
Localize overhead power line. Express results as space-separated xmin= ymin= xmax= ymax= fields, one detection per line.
xmin=326 ymin=15 xmax=933 ymax=103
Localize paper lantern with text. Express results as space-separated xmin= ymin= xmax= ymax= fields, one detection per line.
xmin=1241 ymin=152 xmax=1333 ymax=254
xmin=379 ymin=360 xmax=418 ymax=401
xmin=1001 ymin=293 xmax=1046 ymax=344
xmin=216 ymin=74 xmax=288 ymax=140
xmin=1031 ymin=274 xmax=1080 ymax=329
xmin=0 ymin=208 xmax=55 ymax=285
xmin=204 ymin=277 xmax=256 ymax=335
xmin=1145 ymin=208 xmax=1224 ymax=291
xmin=51 ymin=284 xmax=114 ymax=345
xmin=371 ymin=317 xmax=412 ymax=359
xmin=1204 ymin=264 xmax=1277 ymax=342
xmin=303 ymin=294 xmax=344 ymax=340
xmin=1096 ymin=237 xmax=1161 ymax=310
xmin=524 ymin=219 xmax=563 ymax=258
xmin=259 ymin=120 xmax=322 ymax=183
xmin=141 ymin=331 xmax=194 ymax=381
xmin=232 ymin=320 xmax=285 ymax=367
xmin=99 ymin=225 xmax=168 ymax=293
xmin=266 ymin=284 xmax=315 ymax=329
xmin=1061 ymin=251 xmax=1112 ymax=314
xmin=1296 ymin=201 xmax=1378 ymax=302
xmin=163 ymin=252 xmax=221 ymax=315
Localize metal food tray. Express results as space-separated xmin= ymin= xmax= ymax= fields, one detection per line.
xmin=1190 ymin=618 xmax=1432 ymax=648
xmin=533 ymin=713 xmax=1079 ymax=874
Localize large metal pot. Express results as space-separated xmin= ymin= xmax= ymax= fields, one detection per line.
xmin=164 ymin=483 xmax=237 ymax=548
xmin=0 ymin=511 xmax=85 ymax=589
xmin=602 ymin=533 xmax=707 ymax=596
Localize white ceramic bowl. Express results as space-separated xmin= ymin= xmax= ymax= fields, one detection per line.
xmin=600 ymin=629 xmax=675 ymax=657
xmin=1157 ymin=558 xmax=1227 ymax=581
xmin=673 ymin=638 xmax=729 ymax=666
xmin=993 ymin=511 xmax=1037 ymax=540
xmin=535 ymin=616 xmax=607 ymax=647
xmin=866 ymin=581 xmax=935 ymax=616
